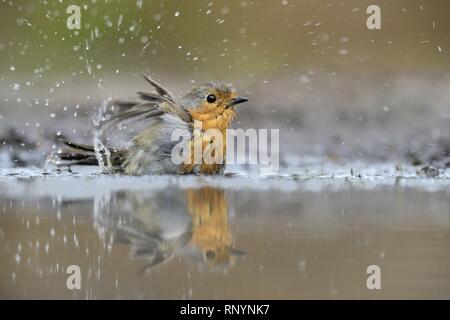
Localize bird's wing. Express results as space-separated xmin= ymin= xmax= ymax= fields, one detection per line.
xmin=141 ymin=73 xmax=176 ymax=104
xmin=98 ymin=74 xmax=191 ymax=131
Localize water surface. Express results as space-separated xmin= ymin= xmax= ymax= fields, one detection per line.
xmin=0 ymin=168 xmax=449 ymax=299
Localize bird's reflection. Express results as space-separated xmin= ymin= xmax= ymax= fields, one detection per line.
xmin=94 ymin=187 xmax=244 ymax=272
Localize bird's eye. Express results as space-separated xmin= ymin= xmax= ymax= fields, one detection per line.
xmin=206 ymin=94 xmax=216 ymax=103
xmin=205 ymin=250 xmax=216 ymax=260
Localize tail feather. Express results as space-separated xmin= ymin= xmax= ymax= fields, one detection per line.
xmin=51 ymin=140 xmax=126 ymax=168
xmin=62 ymin=140 xmax=95 ymax=152
xmin=57 ymin=152 xmax=93 ymax=161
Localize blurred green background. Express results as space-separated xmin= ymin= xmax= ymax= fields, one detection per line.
xmin=1 ymin=0 xmax=449 ymax=80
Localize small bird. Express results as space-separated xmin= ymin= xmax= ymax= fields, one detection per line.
xmin=53 ymin=75 xmax=248 ymax=175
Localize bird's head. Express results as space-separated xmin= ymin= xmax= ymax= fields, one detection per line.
xmin=180 ymin=82 xmax=248 ymax=128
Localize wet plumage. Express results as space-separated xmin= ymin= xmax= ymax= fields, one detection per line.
xmin=52 ymin=75 xmax=248 ymax=175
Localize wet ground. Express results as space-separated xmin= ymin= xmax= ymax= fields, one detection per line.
xmin=0 ymin=165 xmax=449 ymax=299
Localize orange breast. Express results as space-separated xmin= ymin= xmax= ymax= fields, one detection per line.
xmin=182 ymin=107 xmax=235 ymax=174
xmin=182 ymin=128 xmax=227 ymax=174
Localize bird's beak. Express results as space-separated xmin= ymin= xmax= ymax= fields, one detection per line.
xmin=227 ymin=96 xmax=248 ymax=107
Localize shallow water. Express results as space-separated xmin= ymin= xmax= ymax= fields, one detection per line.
xmin=0 ymin=166 xmax=449 ymax=299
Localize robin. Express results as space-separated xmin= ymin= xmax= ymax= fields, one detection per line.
xmin=52 ymin=74 xmax=248 ymax=175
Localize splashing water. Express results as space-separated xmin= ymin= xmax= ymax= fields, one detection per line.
xmin=93 ymin=100 xmax=113 ymax=173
